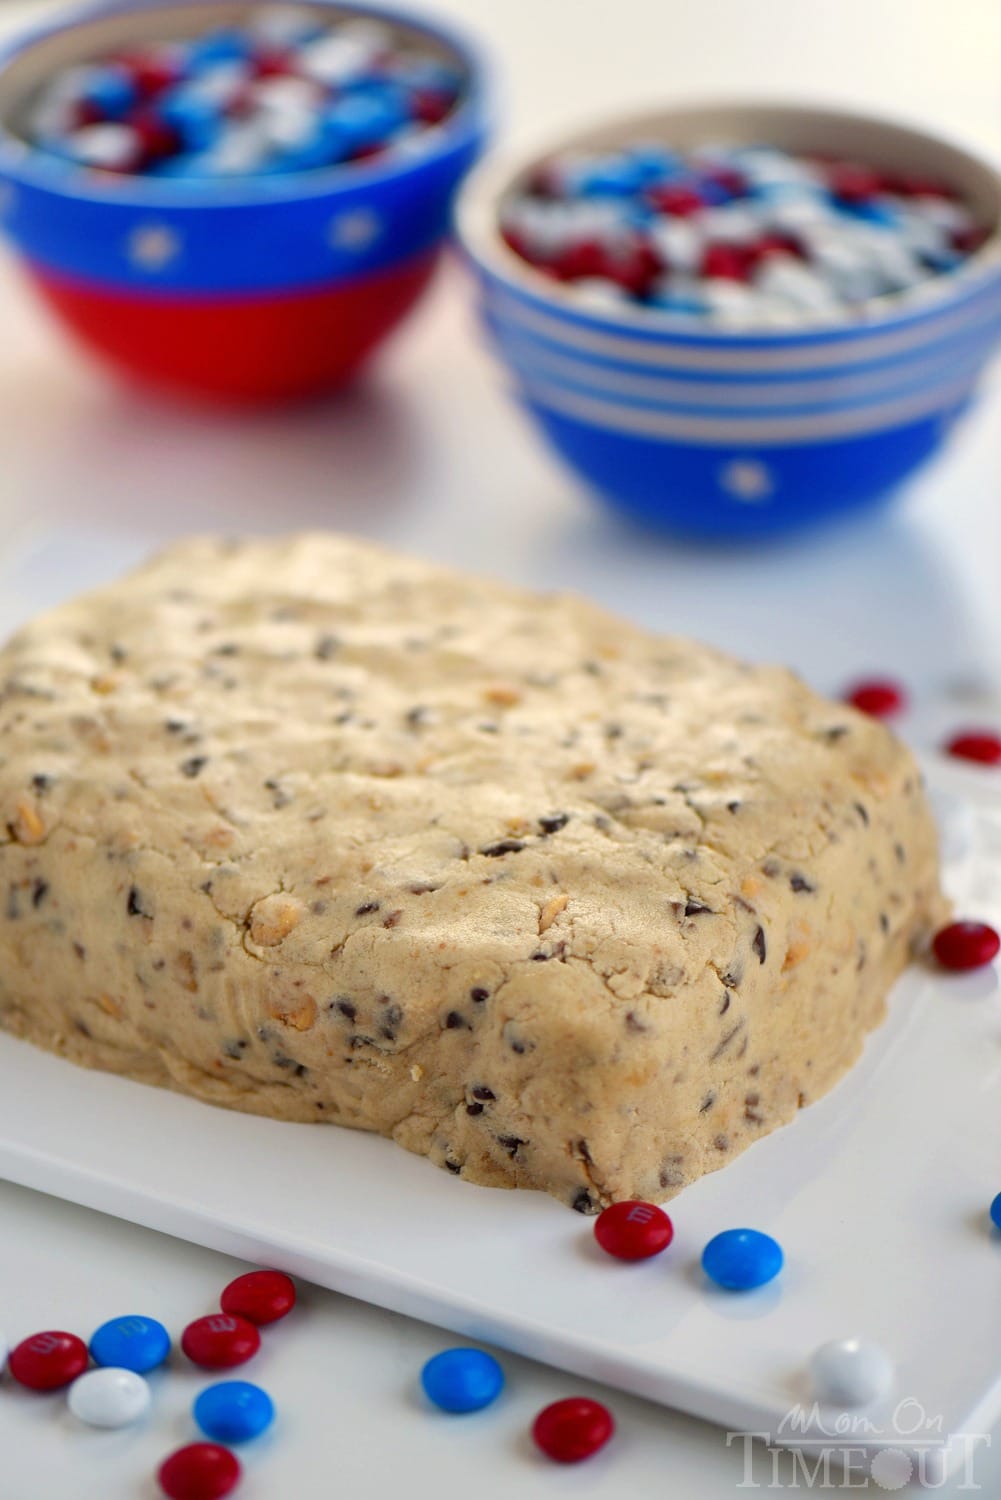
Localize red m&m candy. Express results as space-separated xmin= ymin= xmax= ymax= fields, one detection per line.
xmin=932 ymin=920 xmax=1000 ymax=971
xmin=532 ymin=1397 xmax=615 ymax=1463
xmin=945 ymin=731 xmax=1001 ymax=766
xmin=181 ymin=1314 xmax=260 ymax=1370
xmin=221 ymin=1270 xmax=296 ymax=1326
xmin=158 ymin=1443 xmax=241 ymax=1500
xmin=8 ymin=1330 xmax=88 ymax=1390
xmin=844 ymin=679 xmax=907 ymax=718
xmin=594 ymin=1200 xmax=674 ymax=1260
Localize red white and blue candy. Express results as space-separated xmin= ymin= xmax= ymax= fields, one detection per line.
xmin=25 ymin=5 xmax=464 ymax=179
xmin=500 ymin=142 xmax=986 ymax=325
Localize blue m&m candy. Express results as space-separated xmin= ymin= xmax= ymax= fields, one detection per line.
xmin=89 ymin=1314 xmax=171 ymax=1373
xmin=990 ymin=1192 xmax=1001 ymax=1231
xmin=701 ymin=1228 xmax=784 ymax=1291
xmin=194 ymin=1380 xmax=275 ymax=1443
xmin=420 ymin=1348 xmax=504 ymax=1413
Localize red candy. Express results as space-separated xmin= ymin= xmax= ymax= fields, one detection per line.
xmin=220 ymin=1270 xmax=297 ymax=1326
xmin=701 ymin=243 xmax=751 ymax=282
xmin=828 ymin=163 xmax=882 ymax=202
xmin=932 ymin=920 xmax=1000 ymax=972
xmin=8 ymin=1330 xmax=89 ymax=1390
xmin=646 ymin=183 xmax=703 ymax=217
xmin=181 ymin=1314 xmax=260 ymax=1369
xmin=945 ymin=731 xmax=1001 ymax=766
xmin=844 ymin=679 xmax=907 ymax=718
xmin=594 ymin=1200 xmax=674 ymax=1260
xmin=532 ymin=1397 xmax=615 ymax=1463
xmin=158 ymin=1443 xmax=241 ymax=1500
xmin=413 ymin=89 xmax=455 ymax=126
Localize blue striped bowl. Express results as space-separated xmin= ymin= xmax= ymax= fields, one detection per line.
xmin=457 ymin=102 xmax=1001 ymax=539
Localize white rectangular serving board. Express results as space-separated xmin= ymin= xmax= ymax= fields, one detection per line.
xmin=0 ymin=529 xmax=999 ymax=1483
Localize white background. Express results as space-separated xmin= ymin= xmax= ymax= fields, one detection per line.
xmin=0 ymin=0 xmax=1000 ymax=1495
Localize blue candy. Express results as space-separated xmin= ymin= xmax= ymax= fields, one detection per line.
xmin=160 ymin=90 xmax=223 ymax=152
xmin=194 ymin=1380 xmax=274 ymax=1443
xmin=420 ymin=1348 xmax=504 ymax=1413
xmin=702 ymin=1228 xmax=783 ymax=1291
xmin=83 ymin=64 xmax=137 ymax=120
xmin=188 ymin=29 xmax=251 ymax=67
xmin=990 ymin=1192 xmax=1001 ymax=1231
xmin=329 ymin=91 xmax=408 ymax=150
xmin=89 ymin=1315 xmax=171 ymax=1373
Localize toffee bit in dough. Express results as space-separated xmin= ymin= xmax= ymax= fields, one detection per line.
xmin=0 ymin=534 xmax=944 ymax=1212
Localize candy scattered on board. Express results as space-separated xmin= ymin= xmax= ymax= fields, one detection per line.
xmin=8 ymin=1330 xmax=89 ymax=1390
xmin=420 ymin=1348 xmax=505 ymax=1413
xmin=194 ymin=1381 xmax=275 ymax=1444
xmin=843 ymin=678 xmax=907 ymax=718
xmin=532 ymin=1396 xmax=615 ymax=1463
xmin=157 ymin=1442 xmax=242 ymax=1500
xmin=181 ymin=1314 xmax=261 ymax=1370
xmin=593 ymin=1200 xmax=674 ymax=1260
xmin=945 ymin=730 xmax=1001 ymax=765
xmin=500 ymin=142 xmax=986 ymax=327
xmin=932 ymin=919 xmax=1000 ymax=971
xmin=68 ymin=1367 xmax=152 ymax=1428
xmin=809 ymin=1338 xmax=895 ymax=1408
xmin=220 ymin=1269 xmax=296 ymax=1325
xmin=25 ymin=5 xmax=465 ymax=181
xmin=701 ymin=1228 xmax=784 ymax=1290
xmin=89 ymin=1313 xmax=171 ymax=1373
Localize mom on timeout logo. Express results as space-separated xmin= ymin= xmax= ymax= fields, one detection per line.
xmin=726 ymin=1399 xmax=992 ymax=1490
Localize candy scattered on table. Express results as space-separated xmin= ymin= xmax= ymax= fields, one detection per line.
xmin=181 ymin=1314 xmax=261 ymax=1370
xmin=8 ymin=1330 xmax=89 ymax=1390
xmin=68 ymin=1366 xmax=152 ymax=1427
xmin=89 ymin=1313 xmax=171 ymax=1373
xmin=593 ymin=1200 xmax=674 ymax=1260
xmin=194 ymin=1381 xmax=275 ymax=1444
xmin=531 ymin=1396 xmax=615 ymax=1463
xmin=501 ymin=143 xmax=985 ymax=326
xmin=843 ymin=678 xmax=907 ymax=718
xmin=220 ymin=1269 xmax=296 ymax=1325
xmin=25 ymin=5 xmax=465 ymax=180
xmin=931 ymin=919 xmax=1000 ymax=971
xmin=701 ymin=1228 xmax=784 ymax=1290
xmin=809 ymin=1338 xmax=895 ymax=1407
xmin=420 ymin=1348 xmax=505 ymax=1413
xmin=157 ymin=1441 xmax=242 ymax=1500
xmin=945 ymin=730 xmax=1001 ymax=766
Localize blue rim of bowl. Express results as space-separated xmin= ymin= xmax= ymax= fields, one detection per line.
xmin=0 ymin=0 xmax=491 ymax=207
xmin=456 ymin=98 xmax=1001 ymax=348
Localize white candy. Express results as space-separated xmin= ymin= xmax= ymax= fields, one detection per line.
xmin=66 ymin=123 xmax=139 ymax=170
xmin=200 ymin=120 xmax=271 ymax=175
xmin=755 ymin=254 xmax=841 ymax=313
xmin=648 ymin=215 xmax=703 ymax=272
xmin=299 ymin=33 xmax=379 ymax=85
xmin=810 ymin=1339 xmax=895 ymax=1408
xmin=571 ymin=278 xmax=632 ymax=310
xmin=248 ymin=4 xmax=324 ymax=48
xmin=739 ymin=147 xmax=823 ymax=190
xmin=68 ymin=1368 xmax=151 ymax=1428
xmin=798 ymin=228 xmax=884 ymax=302
xmin=696 ymin=204 xmax=762 ymax=245
xmin=912 ymin=196 xmax=973 ymax=235
xmin=185 ymin=61 xmax=250 ymax=109
xmin=252 ymin=75 xmax=324 ymax=115
xmin=766 ymin=190 xmax=836 ymax=234
xmin=701 ymin=278 xmax=764 ymax=327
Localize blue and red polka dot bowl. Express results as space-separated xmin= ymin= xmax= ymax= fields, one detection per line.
xmin=458 ymin=102 xmax=1001 ymax=540
xmin=0 ymin=0 xmax=487 ymax=403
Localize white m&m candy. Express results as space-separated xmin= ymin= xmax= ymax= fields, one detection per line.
xmin=810 ymin=1338 xmax=895 ymax=1408
xmin=68 ymin=1367 xmax=152 ymax=1428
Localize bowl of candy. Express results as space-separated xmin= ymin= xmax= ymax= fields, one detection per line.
xmin=0 ymin=0 xmax=486 ymax=402
xmin=458 ymin=102 xmax=1001 ymax=539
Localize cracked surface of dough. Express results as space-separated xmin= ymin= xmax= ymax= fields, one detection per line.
xmin=0 ymin=534 xmax=944 ymax=1210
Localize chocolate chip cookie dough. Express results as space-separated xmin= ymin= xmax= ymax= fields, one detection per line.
xmin=0 ymin=535 xmax=944 ymax=1210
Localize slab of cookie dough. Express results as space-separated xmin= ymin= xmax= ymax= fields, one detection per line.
xmin=0 ymin=535 xmax=944 ymax=1211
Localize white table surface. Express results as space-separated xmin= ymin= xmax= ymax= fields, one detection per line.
xmin=1 ymin=1 xmax=1001 ymax=1495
